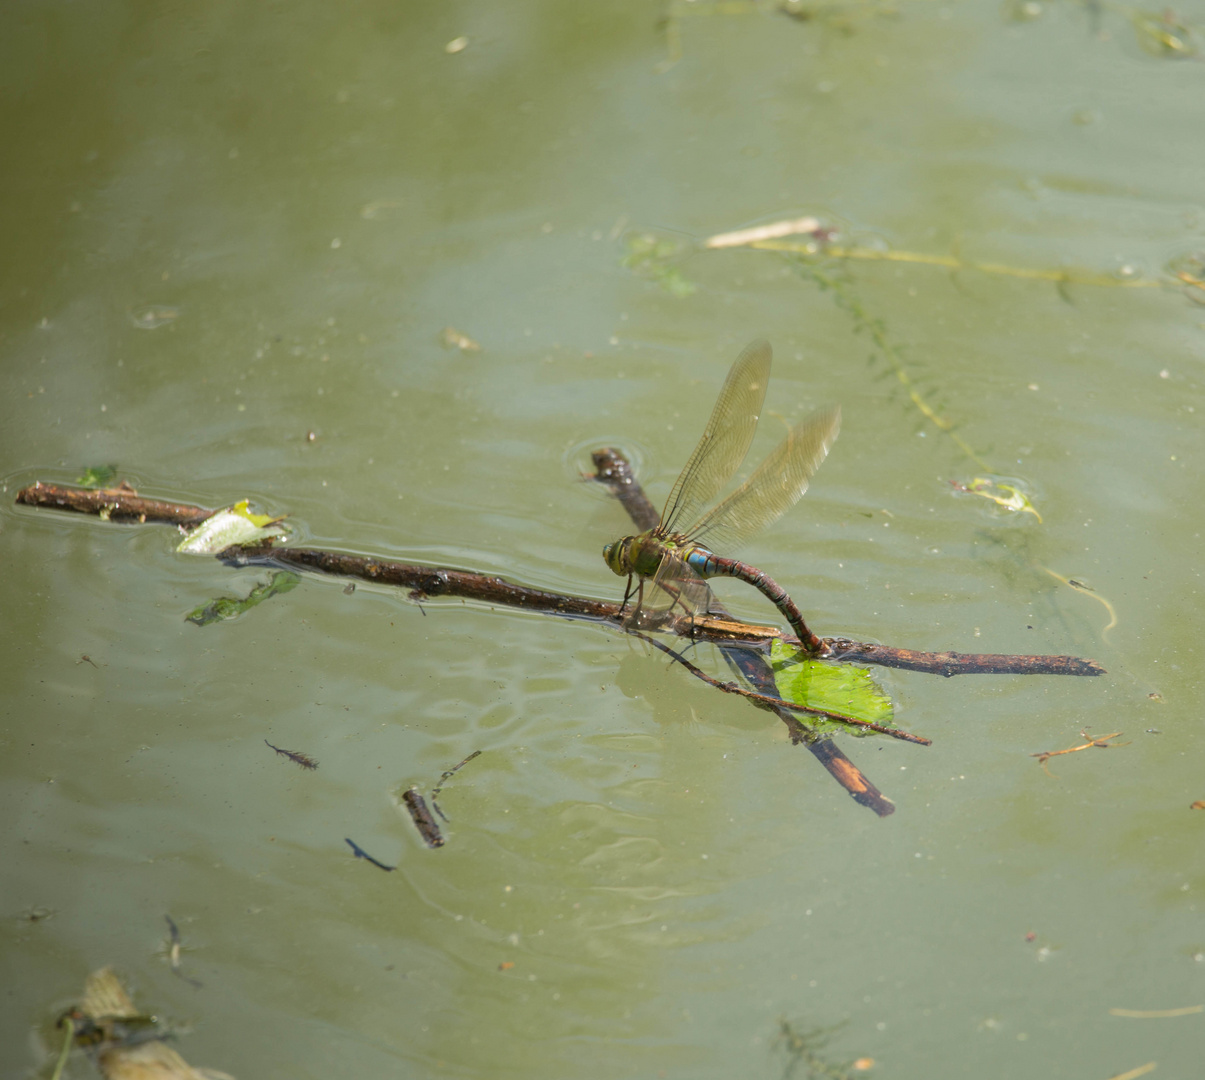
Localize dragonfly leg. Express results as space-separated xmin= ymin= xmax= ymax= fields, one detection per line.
xmin=618 ymin=573 xmax=637 ymax=616
xmin=658 ymin=578 xmax=704 ymax=640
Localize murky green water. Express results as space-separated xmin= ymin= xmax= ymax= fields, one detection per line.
xmin=3 ymin=2 xmax=1204 ymax=1077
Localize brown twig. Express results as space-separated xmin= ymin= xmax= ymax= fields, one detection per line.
xmin=15 ymin=481 xmax=213 ymax=526
xmin=1032 ymin=730 xmax=1129 ymax=777
xmin=824 ymin=638 xmax=1104 ymax=678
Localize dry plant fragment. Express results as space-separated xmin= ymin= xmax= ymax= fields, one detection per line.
xmin=1032 ymin=730 xmax=1129 ymax=777
xmin=704 ymin=216 xmax=822 ymax=249
xmin=1109 ymin=1005 xmax=1203 ymax=1019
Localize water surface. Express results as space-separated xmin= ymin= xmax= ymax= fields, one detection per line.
xmin=2 ymin=2 xmax=1203 ymax=1078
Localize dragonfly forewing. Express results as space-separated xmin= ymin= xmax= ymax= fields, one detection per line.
xmin=687 ymin=404 xmax=841 ymax=555
xmin=658 ymin=340 xmax=772 ymax=535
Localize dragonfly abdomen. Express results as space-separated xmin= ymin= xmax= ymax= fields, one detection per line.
xmin=685 ymin=548 xmax=825 ymax=654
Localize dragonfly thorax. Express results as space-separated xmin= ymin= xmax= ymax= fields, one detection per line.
xmin=603 ymin=532 xmax=696 ymax=579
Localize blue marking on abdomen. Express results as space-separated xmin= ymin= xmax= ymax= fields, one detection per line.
xmin=684 ymin=547 xmax=721 ymax=578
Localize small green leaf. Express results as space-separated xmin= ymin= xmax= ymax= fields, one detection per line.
xmin=769 ymin=640 xmax=895 ymax=736
xmin=177 ymin=499 xmax=289 ymax=554
xmin=186 ymin=570 xmax=301 ymax=626
xmin=76 ymin=465 xmax=118 ymax=489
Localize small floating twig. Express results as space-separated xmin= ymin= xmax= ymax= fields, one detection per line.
xmin=344 ymin=837 xmax=395 ymax=871
xmin=265 ymin=739 xmax=318 ymax=770
xmin=704 ymin=216 xmax=822 ymax=250
xmin=1109 ymin=1005 xmax=1202 ymax=1019
xmin=1102 ymin=1064 xmax=1156 ymax=1080
xmin=1032 ymin=730 xmax=1129 ymax=777
xmin=402 ymin=789 xmax=445 ymax=848
xmin=431 ymin=750 xmax=482 ymax=822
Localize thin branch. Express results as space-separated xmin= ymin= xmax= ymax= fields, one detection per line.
xmin=15 ymin=481 xmax=213 ymax=525
xmin=824 ymin=638 xmax=1104 ymax=678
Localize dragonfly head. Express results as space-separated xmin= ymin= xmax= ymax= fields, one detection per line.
xmin=602 ymin=536 xmax=633 ymax=577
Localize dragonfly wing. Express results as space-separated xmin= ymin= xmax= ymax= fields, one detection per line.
xmin=625 ymin=550 xmax=713 ymax=630
xmin=658 ymin=340 xmax=772 ymax=535
xmin=688 ymin=404 xmax=840 ymax=554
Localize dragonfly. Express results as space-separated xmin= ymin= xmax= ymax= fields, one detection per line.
xmin=603 ymin=340 xmax=840 ymax=655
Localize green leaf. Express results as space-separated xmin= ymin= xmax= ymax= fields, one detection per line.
xmin=76 ymin=465 xmax=118 ymax=489
xmin=186 ymin=571 xmax=301 ymax=626
xmin=769 ymin=640 xmax=895 ymax=737
xmin=177 ymin=499 xmax=289 ymax=554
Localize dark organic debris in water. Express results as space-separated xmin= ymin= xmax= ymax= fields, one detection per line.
xmin=431 ymin=749 xmax=482 ymax=822
xmin=164 ymin=915 xmax=202 ymax=989
xmin=402 ymin=788 xmax=445 ymax=848
xmin=344 ymin=837 xmax=395 ymax=871
xmin=264 ymin=739 xmax=318 ymax=770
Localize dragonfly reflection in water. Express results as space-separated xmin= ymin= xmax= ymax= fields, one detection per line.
xmin=603 ymin=340 xmax=840 ymax=655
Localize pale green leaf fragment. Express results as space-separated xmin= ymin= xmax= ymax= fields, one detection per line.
xmin=769 ymin=640 xmax=894 ymax=734
xmin=177 ymin=499 xmax=289 ymax=554
xmin=954 ymin=476 xmax=1042 ymax=523
xmin=76 ymin=465 xmax=118 ymax=488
